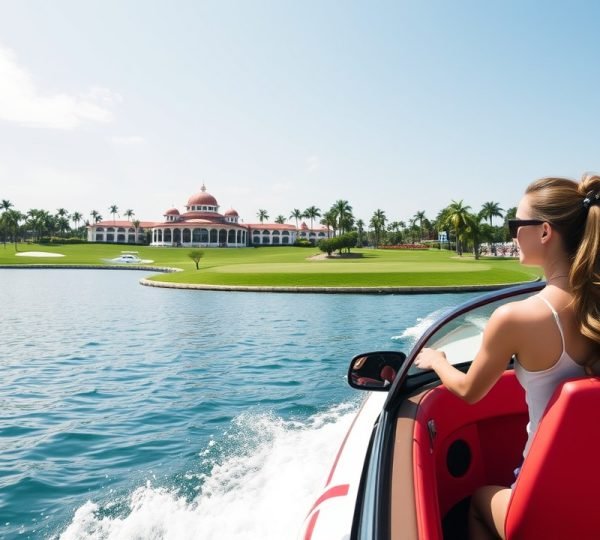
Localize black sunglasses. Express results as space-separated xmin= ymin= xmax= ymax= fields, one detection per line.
xmin=508 ymin=219 xmax=545 ymax=239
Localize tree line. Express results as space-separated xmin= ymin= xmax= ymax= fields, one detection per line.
xmin=258 ymin=199 xmax=514 ymax=257
xmin=0 ymin=201 xmax=140 ymax=248
xmin=2 ymin=196 xmax=514 ymax=256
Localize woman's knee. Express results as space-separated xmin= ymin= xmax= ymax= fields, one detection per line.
xmin=469 ymin=486 xmax=511 ymax=540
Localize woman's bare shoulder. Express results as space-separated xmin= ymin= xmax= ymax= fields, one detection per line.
xmin=492 ymin=295 xmax=546 ymax=325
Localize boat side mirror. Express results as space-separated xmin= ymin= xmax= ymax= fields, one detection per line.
xmin=347 ymin=351 xmax=406 ymax=391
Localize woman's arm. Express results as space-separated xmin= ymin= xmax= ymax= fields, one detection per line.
xmin=414 ymin=304 xmax=519 ymax=404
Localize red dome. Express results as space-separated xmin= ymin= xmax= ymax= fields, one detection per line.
xmin=224 ymin=208 xmax=239 ymax=217
xmin=164 ymin=208 xmax=180 ymax=215
xmin=187 ymin=185 xmax=218 ymax=207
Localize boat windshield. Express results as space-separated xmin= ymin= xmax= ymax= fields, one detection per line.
xmin=408 ymin=288 xmax=538 ymax=374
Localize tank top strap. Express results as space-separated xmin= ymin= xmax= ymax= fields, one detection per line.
xmin=536 ymin=295 xmax=566 ymax=352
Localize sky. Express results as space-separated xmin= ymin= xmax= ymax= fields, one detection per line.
xmin=1 ymin=0 xmax=599 ymax=225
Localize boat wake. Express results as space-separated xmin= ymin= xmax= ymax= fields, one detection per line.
xmin=56 ymin=403 xmax=359 ymax=540
xmin=391 ymin=307 xmax=451 ymax=347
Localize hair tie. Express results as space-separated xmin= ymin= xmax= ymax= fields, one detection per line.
xmin=583 ymin=190 xmax=600 ymax=210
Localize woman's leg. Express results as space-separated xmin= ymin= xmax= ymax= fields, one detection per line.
xmin=468 ymin=485 xmax=512 ymax=540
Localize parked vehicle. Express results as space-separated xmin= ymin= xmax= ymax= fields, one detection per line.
xmin=300 ymin=281 xmax=600 ymax=539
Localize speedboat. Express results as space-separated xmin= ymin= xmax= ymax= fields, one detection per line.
xmin=110 ymin=252 xmax=143 ymax=264
xmin=300 ymin=281 xmax=600 ymax=539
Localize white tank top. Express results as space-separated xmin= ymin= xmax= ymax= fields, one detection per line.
xmin=514 ymin=295 xmax=586 ymax=458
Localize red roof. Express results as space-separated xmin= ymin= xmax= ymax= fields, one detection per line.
xmin=149 ymin=220 xmax=246 ymax=229
xmin=164 ymin=208 xmax=180 ymax=215
xmin=187 ymin=190 xmax=217 ymax=207
xmin=224 ymin=208 xmax=239 ymax=216
xmin=246 ymin=223 xmax=297 ymax=231
xmin=89 ymin=220 xmax=154 ymax=228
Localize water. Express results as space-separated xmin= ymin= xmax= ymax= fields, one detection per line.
xmin=0 ymin=269 xmax=476 ymax=539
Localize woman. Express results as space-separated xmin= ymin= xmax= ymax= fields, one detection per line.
xmin=415 ymin=174 xmax=600 ymax=539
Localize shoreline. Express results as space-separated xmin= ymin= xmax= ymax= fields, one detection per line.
xmin=0 ymin=263 xmax=540 ymax=294
xmin=0 ymin=264 xmax=180 ymax=273
xmin=138 ymin=278 xmax=539 ymax=294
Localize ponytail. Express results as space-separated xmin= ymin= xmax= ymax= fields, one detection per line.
xmin=571 ymin=175 xmax=600 ymax=345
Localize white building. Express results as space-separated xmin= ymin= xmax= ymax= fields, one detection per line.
xmin=87 ymin=185 xmax=330 ymax=247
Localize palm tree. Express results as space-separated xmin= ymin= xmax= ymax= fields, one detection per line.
xmin=41 ymin=211 xmax=57 ymax=239
xmin=4 ymin=209 xmax=24 ymax=249
xmin=332 ymin=200 xmax=353 ymax=235
xmin=124 ymin=209 xmax=135 ymax=221
xmin=504 ymin=207 xmax=517 ymax=241
xmin=109 ymin=205 xmax=119 ymax=223
xmin=370 ymin=209 xmax=387 ymax=248
xmin=257 ymin=209 xmax=269 ymax=223
xmin=132 ymin=219 xmax=141 ymax=244
xmin=1 ymin=200 xmax=13 ymax=246
xmin=90 ymin=210 xmax=100 ymax=225
xmin=56 ymin=208 xmax=68 ymax=219
xmin=356 ymin=218 xmax=365 ymax=247
xmin=275 ymin=215 xmax=286 ymax=224
xmin=465 ymin=213 xmax=483 ymax=259
xmin=71 ymin=212 xmax=83 ymax=237
xmin=304 ymin=206 xmax=321 ymax=229
xmin=290 ymin=209 xmax=303 ymax=229
xmin=27 ymin=209 xmax=49 ymax=241
xmin=320 ymin=210 xmax=337 ymax=238
xmin=441 ymin=200 xmax=472 ymax=256
xmin=387 ymin=221 xmax=403 ymax=245
xmin=57 ymin=217 xmax=70 ymax=237
xmin=413 ymin=210 xmax=426 ymax=241
xmin=480 ymin=201 xmax=504 ymax=227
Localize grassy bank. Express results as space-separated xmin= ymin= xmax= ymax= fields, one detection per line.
xmin=0 ymin=243 xmax=542 ymax=288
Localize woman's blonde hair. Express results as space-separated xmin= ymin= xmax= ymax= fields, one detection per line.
xmin=526 ymin=174 xmax=600 ymax=345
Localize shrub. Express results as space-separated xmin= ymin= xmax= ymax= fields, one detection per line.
xmin=318 ymin=232 xmax=358 ymax=255
xmin=39 ymin=236 xmax=86 ymax=245
xmin=294 ymin=239 xmax=313 ymax=247
xmin=380 ymin=244 xmax=428 ymax=250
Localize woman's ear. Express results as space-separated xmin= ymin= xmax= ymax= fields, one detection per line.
xmin=541 ymin=222 xmax=552 ymax=243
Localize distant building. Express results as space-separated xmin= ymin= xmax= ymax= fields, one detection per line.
xmin=87 ymin=221 xmax=153 ymax=244
xmin=149 ymin=185 xmax=248 ymax=247
xmin=87 ymin=185 xmax=329 ymax=247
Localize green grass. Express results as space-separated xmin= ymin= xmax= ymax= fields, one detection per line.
xmin=0 ymin=243 xmax=542 ymax=288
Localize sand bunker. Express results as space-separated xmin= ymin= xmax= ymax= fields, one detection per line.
xmin=16 ymin=251 xmax=65 ymax=258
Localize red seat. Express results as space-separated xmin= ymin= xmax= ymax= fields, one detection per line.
xmin=505 ymin=377 xmax=600 ymax=539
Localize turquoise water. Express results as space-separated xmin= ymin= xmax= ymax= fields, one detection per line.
xmin=0 ymin=269 xmax=476 ymax=539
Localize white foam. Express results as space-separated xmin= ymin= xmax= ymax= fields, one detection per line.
xmin=391 ymin=307 xmax=450 ymax=345
xmin=15 ymin=251 xmax=65 ymax=257
xmin=58 ymin=403 xmax=358 ymax=540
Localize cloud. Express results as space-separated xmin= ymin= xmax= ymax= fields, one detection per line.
xmin=0 ymin=45 xmax=120 ymax=129
xmin=306 ymin=155 xmax=320 ymax=173
xmin=109 ymin=135 xmax=146 ymax=145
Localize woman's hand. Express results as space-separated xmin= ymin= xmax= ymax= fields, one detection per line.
xmin=414 ymin=348 xmax=447 ymax=371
